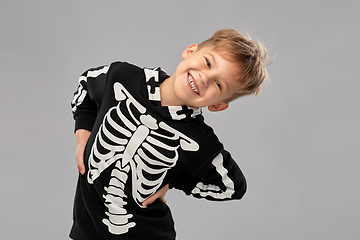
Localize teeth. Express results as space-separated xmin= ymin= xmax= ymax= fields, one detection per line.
xmin=188 ymin=75 xmax=198 ymax=93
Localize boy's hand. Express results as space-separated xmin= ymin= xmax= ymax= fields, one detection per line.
xmin=75 ymin=129 xmax=91 ymax=175
xmin=142 ymin=184 xmax=169 ymax=207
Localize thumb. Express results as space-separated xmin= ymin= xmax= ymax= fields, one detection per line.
xmin=76 ymin=147 xmax=86 ymax=175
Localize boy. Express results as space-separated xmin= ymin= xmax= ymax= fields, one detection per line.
xmin=70 ymin=29 xmax=268 ymax=240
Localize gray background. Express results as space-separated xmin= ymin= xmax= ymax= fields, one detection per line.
xmin=0 ymin=0 xmax=359 ymax=239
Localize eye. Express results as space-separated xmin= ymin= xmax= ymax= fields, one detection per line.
xmin=205 ymin=57 xmax=211 ymax=68
xmin=215 ymin=80 xmax=221 ymax=89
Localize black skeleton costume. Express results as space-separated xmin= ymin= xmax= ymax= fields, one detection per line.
xmin=70 ymin=62 xmax=246 ymax=240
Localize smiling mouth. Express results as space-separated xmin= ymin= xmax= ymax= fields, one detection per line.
xmin=188 ymin=73 xmax=199 ymax=95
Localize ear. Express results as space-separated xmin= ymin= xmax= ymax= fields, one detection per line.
xmin=182 ymin=43 xmax=199 ymax=59
xmin=208 ymin=102 xmax=229 ymax=112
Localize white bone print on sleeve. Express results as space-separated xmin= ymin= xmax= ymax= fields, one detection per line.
xmin=191 ymin=153 xmax=235 ymax=199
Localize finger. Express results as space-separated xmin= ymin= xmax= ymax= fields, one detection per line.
xmin=142 ymin=194 xmax=167 ymax=207
xmin=142 ymin=184 xmax=169 ymax=207
xmin=77 ymin=161 xmax=85 ymax=175
xmin=142 ymin=195 xmax=155 ymax=207
xmin=159 ymin=196 xmax=166 ymax=204
xmin=76 ymin=152 xmax=85 ymax=175
xmin=143 ymin=191 xmax=163 ymax=207
xmin=78 ymin=164 xmax=85 ymax=175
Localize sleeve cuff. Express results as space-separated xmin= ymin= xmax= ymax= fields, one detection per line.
xmin=74 ymin=114 xmax=96 ymax=132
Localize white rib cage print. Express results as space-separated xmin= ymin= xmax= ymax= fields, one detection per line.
xmin=87 ymin=82 xmax=199 ymax=235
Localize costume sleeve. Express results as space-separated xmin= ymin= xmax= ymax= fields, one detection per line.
xmin=71 ymin=65 xmax=110 ymax=132
xmin=170 ymin=149 xmax=247 ymax=201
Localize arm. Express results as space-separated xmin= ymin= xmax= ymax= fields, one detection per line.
xmin=71 ymin=65 xmax=109 ymax=132
xmin=71 ymin=65 xmax=109 ymax=172
xmin=75 ymin=129 xmax=91 ymax=175
xmin=170 ymin=150 xmax=247 ymax=201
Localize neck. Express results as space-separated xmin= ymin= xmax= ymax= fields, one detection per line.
xmin=159 ymin=74 xmax=175 ymax=107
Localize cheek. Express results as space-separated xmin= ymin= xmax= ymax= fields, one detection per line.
xmin=206 ymin=88 xmax=219 ymax=99
xmin=186 ymin=58 xmax=201 ymax=69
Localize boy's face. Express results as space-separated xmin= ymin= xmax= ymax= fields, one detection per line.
xmin=169 ymin=44 xmax=242 ymax=111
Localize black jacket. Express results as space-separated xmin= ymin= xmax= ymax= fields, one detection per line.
xmin=70 ymin=62 xmax=246 ymax=240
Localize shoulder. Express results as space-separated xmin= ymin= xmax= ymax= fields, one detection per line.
xmin=108 ymin=61 xmax=143 ymax=75
xmin=103 ymin=61 xmax=146 ymax=87
xmin=175 ymin=116 xmax=222 ymax=148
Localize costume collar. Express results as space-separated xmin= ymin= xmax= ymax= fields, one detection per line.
xmin=144 ymin=67 xmax=202 ymax=121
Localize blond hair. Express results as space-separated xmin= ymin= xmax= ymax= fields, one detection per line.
xmin=199 ymin=29 xmax=269 ymax=102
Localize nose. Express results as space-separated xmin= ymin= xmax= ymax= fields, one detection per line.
xmin=199 ymin=72 xmax=209 ymax=88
